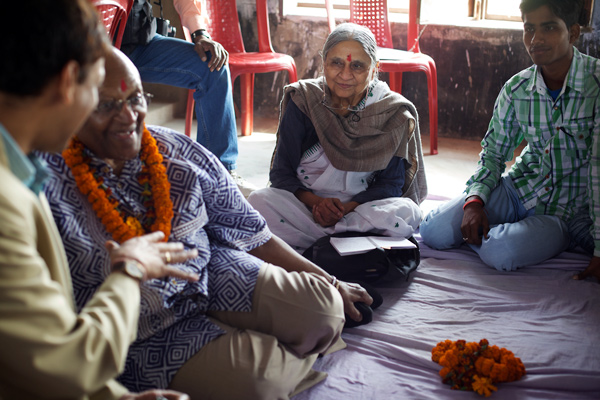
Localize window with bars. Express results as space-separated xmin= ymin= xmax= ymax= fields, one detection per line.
xmin=476 ymin=0 xmax=594 ymax=25
xmin=475 ymin=0 xmax=522 ymax=22
xmin=284 ymin=0 xmax=408 ymax=19
xmin=283 ymin=0 xmax=595 ymax=26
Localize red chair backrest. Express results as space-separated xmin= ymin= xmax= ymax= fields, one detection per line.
xmin=203 ymin=0 xmax=246 ymax=53
xmin=91 ymin=0 xmax=132 ymax=48
xmin=203 ymin=0 xmax=274 ymax=54
xmin=349 ymin=0 xmax=394 ymax=48
xmin=334 ymin=0 xmax=422 ymax=53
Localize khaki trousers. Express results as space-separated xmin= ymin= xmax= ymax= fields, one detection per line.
xmin=168 ymin=263 xmax=345 ymax=400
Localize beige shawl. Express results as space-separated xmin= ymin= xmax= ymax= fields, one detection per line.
xmin=275 ymin=78 xmax=428 ymax=205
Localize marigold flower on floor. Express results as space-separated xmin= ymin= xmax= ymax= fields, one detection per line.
xmin=431 ymin=339 xmax=525 ymax=396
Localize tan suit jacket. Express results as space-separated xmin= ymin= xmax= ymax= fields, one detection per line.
xmin=0 ymin=138 xmax=140 ymax=400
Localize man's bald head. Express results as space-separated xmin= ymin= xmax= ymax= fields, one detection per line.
xmin=102 ymin=47 xmax=142 ymax=94
xmin=74 ymin=47 xmax=148 ymax=171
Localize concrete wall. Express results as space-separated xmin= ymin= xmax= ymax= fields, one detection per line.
xmin=153 ymin=1 xmax=600 ymax=140
xmin=234 ymin=0 xmax=600 ymax=141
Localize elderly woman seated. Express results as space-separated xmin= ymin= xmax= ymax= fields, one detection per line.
xmin=248 ymin=23 xmax=427 ymax=254
xmin=40 ymin=47 xmax=377 ymax=400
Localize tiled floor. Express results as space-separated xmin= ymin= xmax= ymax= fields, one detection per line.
xmin=158 ymin=116 xmax=485 ymax=209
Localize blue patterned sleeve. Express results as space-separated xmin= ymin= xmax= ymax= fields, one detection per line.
xmin=162 ymin=128 xmax=271 ymax=252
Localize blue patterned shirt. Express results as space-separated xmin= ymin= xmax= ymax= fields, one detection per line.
xmin=466 ymin=48 xmax=600 ymax=256
xmin=41 ymin=126 xmax=271 ymax=391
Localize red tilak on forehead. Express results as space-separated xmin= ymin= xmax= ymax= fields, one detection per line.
xmin=347 ymin=54 xmax=352 ymax=62
xmin=120 ymin=79 xmax=127 ymax=92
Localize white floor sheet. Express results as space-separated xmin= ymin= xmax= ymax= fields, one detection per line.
xmin=295 ymin=239 xmax=600 ymax=399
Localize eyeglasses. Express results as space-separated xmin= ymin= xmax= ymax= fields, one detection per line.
xmin=325 ymin=59 xmax=370 ymax=75
xmin=95 ymin=92 xmax=153 ymax=115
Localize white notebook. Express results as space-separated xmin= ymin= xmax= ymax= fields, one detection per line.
xmin=329 ymin=236 xmax=416 ymax=256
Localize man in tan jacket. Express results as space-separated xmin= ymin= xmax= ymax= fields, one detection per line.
xmin=0 ymin=1 xmax=198 ymax=399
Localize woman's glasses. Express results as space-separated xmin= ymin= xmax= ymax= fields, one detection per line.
xmin=325 ymin=58 xmax=369 ymax=75
xmin=95 ymin=92 xmax=153 ymax=116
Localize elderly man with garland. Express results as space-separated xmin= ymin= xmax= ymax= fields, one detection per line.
xmin=40 ymin=47 xmax=373 ymax=400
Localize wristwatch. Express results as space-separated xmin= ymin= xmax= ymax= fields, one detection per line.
xmin=112 ymin=260 xmax=145 ymax=282
xmin=191 ymin=29 xmax=211 ymax=42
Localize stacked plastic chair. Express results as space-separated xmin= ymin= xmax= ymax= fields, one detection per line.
xmin=91 ymin=0 xmax=132 ymax=49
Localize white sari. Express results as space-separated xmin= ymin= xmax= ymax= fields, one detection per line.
xmin=249 ymin=147 xmax=422 ymax=253
xmin=249 ymin=80 xmax=424 ymax=252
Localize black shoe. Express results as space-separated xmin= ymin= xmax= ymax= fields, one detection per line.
xmin=344 ymin=302 xmax=373 ymax=329
xmin=343 ymin=281 xmax=383 ymax=329
xmin=353 ymin=280 xmax=383 ymax=310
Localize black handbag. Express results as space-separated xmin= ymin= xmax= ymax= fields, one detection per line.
xmin=302 ymin=232 xmax=420 ymax=284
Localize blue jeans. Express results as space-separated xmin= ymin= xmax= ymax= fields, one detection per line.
xmin=128 ymin=34 xmax=238 ymax=170
xmin=419 ymin=176 xmax=570 ymax=271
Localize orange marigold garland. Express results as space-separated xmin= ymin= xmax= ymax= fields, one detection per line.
xmin=431 ymin=339 xmax=526 ymax=397
xmin=62 ymin=125 xmax=173 ymax=243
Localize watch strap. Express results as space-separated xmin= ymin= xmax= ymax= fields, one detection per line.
xmin=191 ymin=29 xmax=211 ymax=41
xmin=112 ymin=260 xmax=146 ymax=282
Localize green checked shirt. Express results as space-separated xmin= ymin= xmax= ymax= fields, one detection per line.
xmin=466 ymin=48 xmax=600 ymax=256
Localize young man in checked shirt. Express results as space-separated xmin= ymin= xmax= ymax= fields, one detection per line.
xmin=420 ymin=0 xmax=600 ymax=281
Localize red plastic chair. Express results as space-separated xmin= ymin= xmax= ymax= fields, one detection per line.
xmin=91 ymin=0 xmax=132 ymax=49
xmin=182 ymin=27 xmax=197 ymax=138
xmin=325 ymin=0 xmax=438 ymax=155
xmin=182 ymin=0 xmax=298 ymax=137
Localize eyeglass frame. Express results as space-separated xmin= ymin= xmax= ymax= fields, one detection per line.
xmin=324 ymin=57 xmax=372 ymax=76
xmin=94 ymin=92 xmax=154 ymax=116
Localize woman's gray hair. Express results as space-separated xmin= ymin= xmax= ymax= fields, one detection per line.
xmin=321 ymin=23 xmax=379 ymax=69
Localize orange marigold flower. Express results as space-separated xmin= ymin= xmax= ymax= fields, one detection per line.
xmin=439 ymin=367 xmax=451 ymax=378
xmin=491 ymin=363 xmax=509 ymax=382
xmin=432 ymin=339 xmax=525 ymax=396
xmin=72 ymin=164 xmax=90 ymax=176
xmin=114 ymin=223 xmax=129 ymax=237
xmin=475 ymin=356 xmax=494 ymax=376
xmin=472 ymin=375 xmax=497 ymax=397
xmin=146 ymin=154 xmax=162 ymax=165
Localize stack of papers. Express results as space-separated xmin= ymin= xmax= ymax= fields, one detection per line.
xmin=329 ymin=236 xmax=416 ymax=256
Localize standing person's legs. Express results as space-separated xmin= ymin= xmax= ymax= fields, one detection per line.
xmin=127 ymin=35 xmax=238 ymax=170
